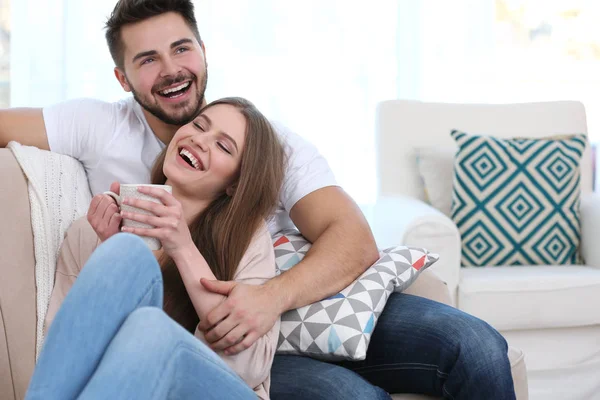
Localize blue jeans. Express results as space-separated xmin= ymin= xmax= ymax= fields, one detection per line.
xmin=271 ymin=294 xmax=516 ymax=400
xmin=26 ymin=233 xmax=255 ymax=400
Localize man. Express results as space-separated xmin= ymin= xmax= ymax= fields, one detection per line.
xmin=0 ymin=0 xmax=516 ymax=398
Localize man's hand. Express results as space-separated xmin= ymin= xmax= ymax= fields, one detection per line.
xmin=87 ymin=182 xmax=121 ymax=241
xmin=198 ymin=279 xmax=283 ymax=355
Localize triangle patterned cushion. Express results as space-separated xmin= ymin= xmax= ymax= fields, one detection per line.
xmin=450 ymin=130 xmax=587 ymax=266
xmin=273 ymin=229 xmax=439 ymax=361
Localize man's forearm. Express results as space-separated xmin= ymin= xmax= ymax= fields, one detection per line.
xmin=0 ymin=108 xmax=49 ymax=149
xmin=268 ymin=218 xmax=379 ymax=311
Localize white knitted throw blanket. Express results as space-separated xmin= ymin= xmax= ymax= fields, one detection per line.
xmin=8 ymin=142 xmax=92 ymax=359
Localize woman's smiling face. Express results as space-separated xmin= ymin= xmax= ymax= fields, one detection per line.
xmin=162 ymin=103 xmax=247 ymax=200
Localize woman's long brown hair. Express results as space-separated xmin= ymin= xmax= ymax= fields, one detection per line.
xmin=151 ymin=97 xmax=286 ymax=332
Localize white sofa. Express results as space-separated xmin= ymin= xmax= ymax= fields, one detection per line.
xmin=370 ymin=100 xmax=600 ymax=400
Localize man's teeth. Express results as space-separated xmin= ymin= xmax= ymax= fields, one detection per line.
xmin=161 ymin=82 xmax=191 ymax=95
xmin=180 ymin=148 xmax=201 ymax=170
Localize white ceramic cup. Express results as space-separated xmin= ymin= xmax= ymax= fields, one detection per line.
xmin=103 ymin=184 xmax=172 ymax=250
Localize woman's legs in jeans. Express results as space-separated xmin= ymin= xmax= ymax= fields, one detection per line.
xmin=26 ymin=233 xmax=254 ymax=400
xmin=79 ymin=307 xmax=254 ymax=400
xmin=271 ymin=293 xmax=515 ymax=400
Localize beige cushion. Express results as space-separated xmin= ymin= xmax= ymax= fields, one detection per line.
xmin=403 ymin=269 xmax=452 ymax=306
xmin=459 ymin=265 xmax=600 ymax=331
xmin=416 ymin=146 xmax=455 ymax=217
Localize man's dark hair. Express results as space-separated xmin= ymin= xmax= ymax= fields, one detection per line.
xmin=105 ymin=0 xmax=202 ymax=70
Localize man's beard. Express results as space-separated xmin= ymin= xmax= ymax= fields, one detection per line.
xmin=129 ymin=69 xmax=208 ymax=126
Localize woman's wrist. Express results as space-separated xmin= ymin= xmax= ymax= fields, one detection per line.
xmin=170 ymin=239 xmax=199 ymax=265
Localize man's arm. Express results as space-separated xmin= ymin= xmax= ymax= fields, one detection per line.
xmin=270 ymin=186 xmax=379 ymax=310
xmin=0 ymin=108 xmax=49 ymax=149
xmin=199 ymin=186 xmax=380 ymax=354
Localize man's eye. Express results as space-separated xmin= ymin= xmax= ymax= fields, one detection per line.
xmin=176 ymin=47 xmax=188 ymax=54
xmin=218 ymin=142 xmax=232 ymax=154
xmin=142 ymin=58 xmax=154 ymax=65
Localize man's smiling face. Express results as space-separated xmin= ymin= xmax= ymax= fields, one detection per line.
xmin=116 ymin=12 xmax=207 ymax=126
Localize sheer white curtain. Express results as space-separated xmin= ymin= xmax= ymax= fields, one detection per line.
xmin=11 ymin=0 xmax=400 ymax=205
xmin=11 ymin=0 xmax=123 ymax=106
xmin=197 ymin=1 xmax=399 ymax=204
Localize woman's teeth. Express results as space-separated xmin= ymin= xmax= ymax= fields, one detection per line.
xmin=179 ymin=148 xmax=200 ymax=170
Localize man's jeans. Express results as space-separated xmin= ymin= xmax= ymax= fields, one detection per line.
xmin=26 ymin=233 xmax=255 ymax=400
xmin=271 ymin=293 xmax=516 ymax=400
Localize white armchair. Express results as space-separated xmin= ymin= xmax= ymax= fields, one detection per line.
xmin=372 ymin=100 xmax=600 ymax=400
xmin=367 ymin=195 xmax=461 ymax=305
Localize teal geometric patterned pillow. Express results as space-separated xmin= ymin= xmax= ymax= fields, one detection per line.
xmin=272 ymin=229 xmax=438 ymax=361
xmin=450 ymin=130 xmax=587 ymax=266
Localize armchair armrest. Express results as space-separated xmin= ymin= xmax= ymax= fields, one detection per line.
xmin=580 ymin=194 xmax=600 ymax=267
xmin=364 ymin=195 xmax=461 ymax=304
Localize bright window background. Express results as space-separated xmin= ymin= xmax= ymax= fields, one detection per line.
xmin=196 ymin=0 xmax=399 ymax=205
xmin=8 ymin=0 xmax=600 ymax=203
xmin=493 ymin=0 xmax=600 ymax=140
xmin=415 ymin=0 xmax=600 ymax=139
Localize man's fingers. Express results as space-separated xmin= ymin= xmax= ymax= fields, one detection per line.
xmin=211 ymin=324 xmax=248 ymax=352
xmin=200 ymin=279 xmax=236 ymax=296
xmin=224 ymin=331 xmax=259 ymax=356
xmin=198 ymin=304 xmax=231 ymax=333
xmin=204 ymin=316 xmax=238 ymax=344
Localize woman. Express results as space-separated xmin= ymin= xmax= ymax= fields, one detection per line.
xmin=26 ymin=97 xmax=286 ymax=400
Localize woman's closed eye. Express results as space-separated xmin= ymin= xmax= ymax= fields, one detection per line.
xmin=192 ymin=121 xmax=234 ymax=155
xmin=217 ymin=142 xmax=232 ymax=155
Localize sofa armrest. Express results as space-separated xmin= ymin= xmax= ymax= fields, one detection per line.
xmin=580 ymin=193 xmax=600 ymax=267
xmin=366 ymin=195 xmax=461 ymax=304
xmin=0 ymin=305 xmax=15 ymax=400
xmin=0 ymin=148 xmax=36 ymax=399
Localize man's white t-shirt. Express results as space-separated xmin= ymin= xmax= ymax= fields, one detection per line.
xmin=43 ymin=97 xmax=337 ymax=236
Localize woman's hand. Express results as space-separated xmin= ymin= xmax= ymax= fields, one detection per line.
xmin=87 ymin=182 xmax=122 ymax=242
xmin=119 ymin=186 xmax=194 ymax=257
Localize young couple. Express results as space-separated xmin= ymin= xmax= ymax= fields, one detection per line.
xmin=0 ymin=0 xmax=517 ymax=399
